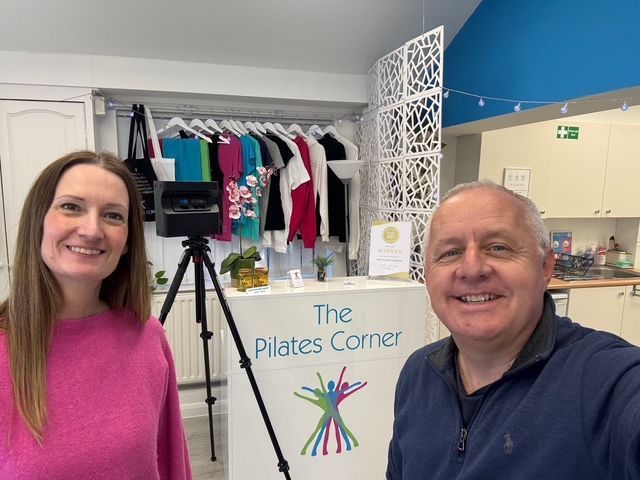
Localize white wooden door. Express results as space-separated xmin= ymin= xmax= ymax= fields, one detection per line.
xmin=567 ymin=286 xmax=625 ymax=335
xmin=0 ymin=177 xmax=8 ymax=302
xmin=0 ymin=100 xmax=87 ymax=298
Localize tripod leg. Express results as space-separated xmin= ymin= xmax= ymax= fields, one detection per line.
xmin=158 ymin=249 xmax=192 ymax=326
xmin=193 ymin=253 xmax=217 ymax=462
xmin=202 ymin=254 xmax=291 ymax=479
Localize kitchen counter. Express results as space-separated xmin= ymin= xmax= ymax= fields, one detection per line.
xmin=548 ymin=274 xmax=640 ymax=290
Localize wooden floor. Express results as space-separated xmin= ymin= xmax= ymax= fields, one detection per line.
xmin=184 ymin=415 xmax=228 ymax=480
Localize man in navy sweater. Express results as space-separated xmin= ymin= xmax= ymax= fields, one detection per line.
xmin=386 ymin=180 xmax=640 ymax=479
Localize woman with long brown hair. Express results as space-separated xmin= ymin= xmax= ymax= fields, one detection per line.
xmin=0 ymin=150 xmax=191 ymax=478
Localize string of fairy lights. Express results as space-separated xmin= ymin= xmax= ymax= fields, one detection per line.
xmin=442 ymin=87 xmax=635 ymax=114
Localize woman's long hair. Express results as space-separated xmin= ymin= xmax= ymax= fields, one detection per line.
xmin=0 ymin=150 xmax=151 ymax=443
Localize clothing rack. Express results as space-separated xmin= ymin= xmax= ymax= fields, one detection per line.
xmin=109 ymin=99 xmax=360 ymax=126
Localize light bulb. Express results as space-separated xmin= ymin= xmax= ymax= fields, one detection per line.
xmin=514 ymin=102 xmax=521 ymax=112
xmin=339 ymin=119 xmax=343 ymax=123
xmin=443 ymin=90 xmax=450 ymax=99
xmin=128 ymin=111 xmax=134 ymax=117
xmin=621 ymin=101 xmax=630 ymax=112
xmin=561 ymin=103 xmax=569 ymax=114
xmin=478 ymin=97 xmax=485 ymax=107
xmin=438 ymin=153 xmax=444 ymax=160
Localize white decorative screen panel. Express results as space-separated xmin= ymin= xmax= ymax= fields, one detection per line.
xmin=405 ymin=29 xmax=443 ymax=99
xmin=405 ymin=154 xmax=439 ymax=211
xmin=358 ymin=26 xmax=443 ymax=341
xmin=377 ymin=105 xmax=404 ymax=160
xmin=377 ymin=48 xmax=404 ymax=108
xmin=405 ymin=92 xmax=441 ymax=156
xmin=379 ymin=160 xmax=405 ymax=210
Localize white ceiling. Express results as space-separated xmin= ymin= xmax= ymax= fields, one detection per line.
xmin=0 ymin=0 xmax=481 ymax=75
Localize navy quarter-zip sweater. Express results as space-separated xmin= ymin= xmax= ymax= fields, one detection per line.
xmin=387 ymin=293 xmax=640 ymax=479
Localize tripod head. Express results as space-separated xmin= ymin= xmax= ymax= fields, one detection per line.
xmin=181 ymin=236 xmax=212 ymax=253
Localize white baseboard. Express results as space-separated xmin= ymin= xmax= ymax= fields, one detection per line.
xmin=181 ymin=398 xmax=227 ymax=418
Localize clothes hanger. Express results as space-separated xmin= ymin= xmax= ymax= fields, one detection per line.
xmin=262 ymin=122 xmax=281 ymax=135
xmin=189 ymin=119 xmax=215 ymax=135
xmin=244 ymin=121 xmax=262 ymax=136
xmin=323 ymin=125 xmax=338 ymax=137
xmin=204 ymin=119 xmax=224 ymax=133
xmin=274 ymin=122 xmax=295 ymax=139
xmin=220 ymin=119 xmax=241 ymax=136
xmin=306 ymin=124 xmax=323 ymax=137
xmin=287 ymin=123 xmax=305 ymax=136
xmin=157 ymin=117 xmax=212 ymax=142
xmin=254 ymin=122 xmax=268 ymax=134
xmin=230 ymin=119 xmax=248 ymax=135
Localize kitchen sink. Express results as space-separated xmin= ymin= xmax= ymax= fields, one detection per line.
xmin=580 ymin=266 xmax=640 ymax=280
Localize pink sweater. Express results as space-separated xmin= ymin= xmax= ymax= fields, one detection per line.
xmin=0 ymin=311 xmax=192 ymax=479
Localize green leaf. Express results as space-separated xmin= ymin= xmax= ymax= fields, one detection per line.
xmin=154 ymin=270 xmax=166 ymax=279
xmin=157 ymin=278 xmax=168 ymax=285
xmin=241 ymin=246 xmax=257 ymax=259
xmin=220 ymin=253 xmax=242 ymax=274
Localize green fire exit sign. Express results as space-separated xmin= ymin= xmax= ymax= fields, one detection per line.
xmin=557 ymin=125 xmax=579 ymax=140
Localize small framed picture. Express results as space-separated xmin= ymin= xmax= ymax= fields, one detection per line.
xmin=287 ymin=269 xmax=304 ymax=288
xmin=551 ymin=231 xmax=572 ymax=255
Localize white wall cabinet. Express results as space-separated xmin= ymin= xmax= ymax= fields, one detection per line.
xmin=480 ymin=121 xmax=609 ymax=218
xmin=600 ymin=125 xmax=640 ymax=218
xmin=0 ymin=99 xmax=89 ymax=299
xmin=479 ymin=121 xmax=640 ymax=218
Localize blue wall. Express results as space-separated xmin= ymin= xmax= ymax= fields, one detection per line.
xmin=443 ymin=0 xmax=640 ymax=127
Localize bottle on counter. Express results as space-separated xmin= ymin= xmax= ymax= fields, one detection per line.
xmin=596 ymin=242 xmax=607 ymax=265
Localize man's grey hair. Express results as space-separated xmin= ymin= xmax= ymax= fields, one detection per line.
xmin=424 ymin=180 xmax=550 ymax=258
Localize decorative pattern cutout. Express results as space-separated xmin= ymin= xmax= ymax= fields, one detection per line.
xmin=379 ymin=161 xmax=405 ymax=210
xmin=405 ymin=28 xmax=443 ymax=99
xmin=377 ymin=106 xmax=404 ymax=160
xmin=405 ymin=93 xmax=441 ymax=155
xmin=405 ymin=154 xmax=439 ymax=210
xmin=377 ymin=48 xmax=404 ymax=108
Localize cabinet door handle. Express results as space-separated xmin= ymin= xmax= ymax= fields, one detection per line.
xmin=539 ymin=210 xmax=545 ymax=215
xmin=594 ymin=209 xmax=600 ymax=215
xmin=632 ymin=286 xmax=640 ymax=297
xmin=618 ymin=291 xmax=625 ymax=297
xmin=605 ymin=209 xmax=611 ymax=214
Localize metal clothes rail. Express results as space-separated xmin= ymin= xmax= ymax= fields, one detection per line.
xmin=109 ymin=99 xmax=360 ymax=126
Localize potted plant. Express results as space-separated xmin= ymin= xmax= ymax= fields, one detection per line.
xmin=219 ymin=169 xmax=274 ymax=287
xmin=148 ymin=262 xmax=169 ymax=292
xmin=220 ymin=245 xmax=262 ymax=286
xmin=312 ymin=254 xmax=334 ymax=282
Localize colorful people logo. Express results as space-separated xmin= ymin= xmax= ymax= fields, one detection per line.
xmin=294 ymin=366 xmax=367 ymax=456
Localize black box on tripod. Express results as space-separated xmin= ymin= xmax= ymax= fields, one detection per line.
xmin=154 ymin=181 xmax=221 ymax=238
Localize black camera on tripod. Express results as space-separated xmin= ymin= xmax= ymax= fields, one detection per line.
xmin=151 ymin=180 xmax=290 ymax=477
xmin=154 ymin=181 xmax=222 ymax=238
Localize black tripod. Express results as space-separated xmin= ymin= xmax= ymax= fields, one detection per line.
xmin=158 ymin=236 xmax=291 ymax=479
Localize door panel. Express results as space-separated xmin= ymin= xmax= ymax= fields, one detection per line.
xmin=0 ymin=100 xmax=87 ymax=290
xmin=0 ymin=177 xmax=8 ymax=301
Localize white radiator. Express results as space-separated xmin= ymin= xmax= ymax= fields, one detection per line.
xmin=152 ymin=293 xmax=226 ymax=385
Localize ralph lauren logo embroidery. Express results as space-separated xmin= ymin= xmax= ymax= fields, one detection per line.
xmin=503 ymin=432 xmax=514 ymax=455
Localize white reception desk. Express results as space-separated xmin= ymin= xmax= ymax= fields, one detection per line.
xmin=221 ymin=276 xmax=427 ymax=480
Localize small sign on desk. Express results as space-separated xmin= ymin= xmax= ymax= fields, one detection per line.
xmin=287 ymin=269 xmax=305 ymax=288
xmin=503 ymin=167 xmax=531 ymax=197
xmin=368 ymin=221 xmax=411 ymax=279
